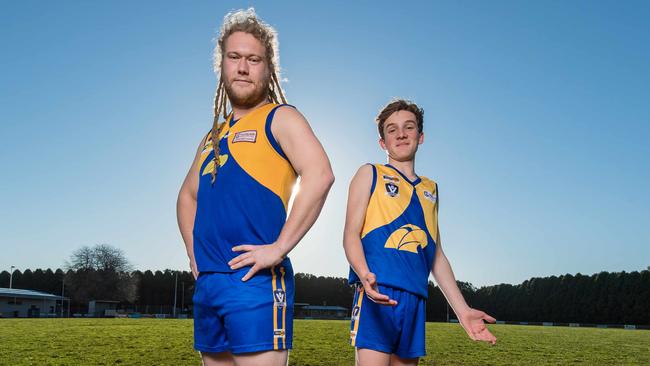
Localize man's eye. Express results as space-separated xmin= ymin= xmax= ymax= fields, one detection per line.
xmin=228 ymin=54 xmax=239 ymax=60
xmin=249 ymin=57 xmax=261 ymax=64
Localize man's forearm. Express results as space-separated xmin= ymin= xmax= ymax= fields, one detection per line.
xmin=176 ymin=192 xmax=197 ymax=260
xmin=432 ymin=252 xmax=471 ymax=317
xmin=275 ymin=170 xmax=334 ymax=256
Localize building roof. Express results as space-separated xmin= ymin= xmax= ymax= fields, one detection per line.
xmin=0 ymin=288 xmax=67 ymax=300
xmin=300 ymin=305 xmax=348 ymax=311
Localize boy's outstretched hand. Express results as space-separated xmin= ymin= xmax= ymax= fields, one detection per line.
xmin=362 ymin=272 xmax=398 ymax=306
xmin=458 ymin=308 xmax=497 ymax=345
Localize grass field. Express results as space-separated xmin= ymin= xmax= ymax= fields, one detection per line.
xmin=1 ymin=319 xmax=649 ymax=365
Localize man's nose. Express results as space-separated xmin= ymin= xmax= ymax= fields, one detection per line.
xmin=237 ymin=58 xmax=249 ymax=75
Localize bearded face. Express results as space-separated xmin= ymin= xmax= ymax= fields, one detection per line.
xmin=221 ymin=31 xmax=271 ymax=109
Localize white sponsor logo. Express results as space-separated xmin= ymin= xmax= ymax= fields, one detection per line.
xmin=423 ymin=190 xmax=437 ymax=202
xmin=232 ymin=130 xmax=257 ymax=143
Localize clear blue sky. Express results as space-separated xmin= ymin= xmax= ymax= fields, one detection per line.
xmin=1 ymin=1 xmax=648 ymax=287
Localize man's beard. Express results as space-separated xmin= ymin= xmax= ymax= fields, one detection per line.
xmin=224 ymin=75 xmax=270 ymax=109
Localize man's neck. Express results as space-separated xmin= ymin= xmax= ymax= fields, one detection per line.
xmin=387 ymin=158 xmax=417 ymax=181
xmin=231 ymin=99 xmax=270 ymax=120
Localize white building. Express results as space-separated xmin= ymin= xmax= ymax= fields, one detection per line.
xmin=0 ymin=288 xmax=68 ymax=318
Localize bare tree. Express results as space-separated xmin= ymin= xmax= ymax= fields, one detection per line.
xmin=65 ymin=244 xmax=138 ymax=305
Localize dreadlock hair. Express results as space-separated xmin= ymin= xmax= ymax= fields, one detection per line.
xmin=208 ymin=8 xmax=287 ymax=185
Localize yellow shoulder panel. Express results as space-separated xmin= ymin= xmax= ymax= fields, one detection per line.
xmin=228 ymin=104 xmax=297 ymax=210
xmin=361 ymin=165 xmax=413 ymax=238
xmin=416 ymin=177 xmax=439 ymax=244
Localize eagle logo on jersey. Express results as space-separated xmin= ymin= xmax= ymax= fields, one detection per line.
xmin=384 ymin=224 xmax=428 ymax=253
xmin=385 ymin=182 xmax=399 ymax=197
xmin=201 ymin=154 xmax=229 ymax=176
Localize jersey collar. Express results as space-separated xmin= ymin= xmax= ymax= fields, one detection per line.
xmin=384 ymin=164 xmax=421 ymax=186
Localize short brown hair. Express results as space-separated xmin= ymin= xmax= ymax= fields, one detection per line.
xmin=376 ymin=99 xmax=424 ymax=139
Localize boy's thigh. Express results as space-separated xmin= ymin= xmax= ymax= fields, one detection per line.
xmin=350 ymin=285 xmax=426 ymax=358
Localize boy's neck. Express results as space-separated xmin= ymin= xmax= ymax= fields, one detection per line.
xmin=387 ymin=158 xmax=417 ymax=181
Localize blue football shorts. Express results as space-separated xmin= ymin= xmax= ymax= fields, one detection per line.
xmin=349 ymin=284 xmax=426 ymax=358
xmin=193 ymin=265 xmax=294 ymax=354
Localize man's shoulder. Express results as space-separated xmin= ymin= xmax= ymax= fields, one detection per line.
xmin=271 ymin=103 xmax=301 ymax=120
xmin=419 ymin=175 xmax=438 ymax=189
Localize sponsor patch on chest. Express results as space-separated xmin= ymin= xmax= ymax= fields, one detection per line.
xmin=232 ymin=130 xmax=257 ymax=143
xmin=382 ymin=175 xmax=400 ymax=183
xmin=423 ymin=190 xmax=437 ymax=203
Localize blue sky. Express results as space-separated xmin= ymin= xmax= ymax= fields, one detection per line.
xmin=1 ymin=1 xmax=648 ymax=287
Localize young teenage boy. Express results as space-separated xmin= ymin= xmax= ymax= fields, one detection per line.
xmin=344 ymin=99 xmax=496 ymax=366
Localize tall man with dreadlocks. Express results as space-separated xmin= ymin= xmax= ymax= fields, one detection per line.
xmin=177 ymin=9 xmax=334 ymax=366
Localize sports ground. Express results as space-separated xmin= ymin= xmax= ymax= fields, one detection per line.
xmin=2 ymin=319 xmax=649 ymax=365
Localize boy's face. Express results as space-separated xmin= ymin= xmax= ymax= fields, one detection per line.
xmin=379 ymin=110 xmax=424 ymax=162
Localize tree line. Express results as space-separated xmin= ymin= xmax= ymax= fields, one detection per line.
xmin=2 ymin=268 xmax=648 ymax=324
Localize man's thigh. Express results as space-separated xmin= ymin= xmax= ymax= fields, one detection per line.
xmin=201 ymin=351 xmax=234 ymax=366
xmin=223 ymin=266 xmax=294 ymax=354
xmin=356 ymin=348 xmax=390 ymax=366
xmin=233 ymin=350 xmax=288 ymax=366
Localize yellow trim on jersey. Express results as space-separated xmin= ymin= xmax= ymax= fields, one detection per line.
xmin=271 ymin=266 xmax=278 ymax=350
xmin=280 ymin=267 xmax=287 ymax=349
xmin=351 ymin=287 xmax=365 ymax=346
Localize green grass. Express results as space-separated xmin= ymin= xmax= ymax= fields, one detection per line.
xmin=1 ymin=319 xmax=649 ymax=365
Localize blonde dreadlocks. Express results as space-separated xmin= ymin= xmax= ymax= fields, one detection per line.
xmin=209 ymin=8 xmax=287 ymax=185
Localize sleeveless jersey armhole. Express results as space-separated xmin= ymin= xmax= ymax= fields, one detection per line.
xmin=368 ymin=163 xmax=377 ymax=197
xmin=265 ymin=104 xmax=295 ymax=159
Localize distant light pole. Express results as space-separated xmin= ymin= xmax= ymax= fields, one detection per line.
xmin=181 ymin=281 xmax=185 ymax=315
xmin=60 ymin=277 xmax=65 ymax=318
xmin=9 ymin=266 xmax=15 ymax=289
xmin=173 ymin=271 xmax=178 ymax=318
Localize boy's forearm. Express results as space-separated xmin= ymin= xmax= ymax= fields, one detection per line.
xmin=343 ymin=233 xmax=370 ymax=279
xmin=432 ymin=252 xmax=471 ymax=317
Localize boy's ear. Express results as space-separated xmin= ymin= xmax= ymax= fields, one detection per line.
xmin=418 ymin=132 xmax=424 ymax=145
xmin=379 ymin=138 xmax=387 ymax=150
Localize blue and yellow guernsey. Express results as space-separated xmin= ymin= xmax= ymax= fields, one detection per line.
xmin=349 ymin=164 xmax=438 ymax=298
xmin=193 ymin=103 xmax=296 ymax=273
